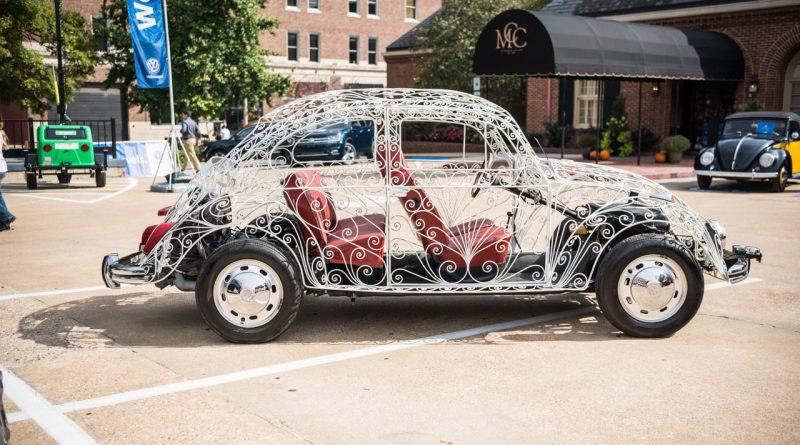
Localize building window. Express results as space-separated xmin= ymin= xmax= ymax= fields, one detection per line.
xmin=367 ymin=0 xmax=377 ymax=16
xmin=309 ymin=33 xmax=320 ymax=63
xmin=349 ymin=36 xmax=359 ymax=64
xmin=368 ymin=37 xmax=377 ymax=65
xmin=348 ymin=0 xmax=358 ymax=14
xmin=308 ymin=0 xmax=319 ymax=10
xmin=91 ymin=14 xmax=108 ymax=51
xmin=287 ymin=32 xmax=298 ymax=62
xmin=286 ymin=0 xmax=298 ymax=8
xmin=574 ymin=80 xmax=599 ymax=129
xmin=405 ymin=0 xmax=416 ymax=20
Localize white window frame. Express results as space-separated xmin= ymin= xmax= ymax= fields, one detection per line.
xmin=285 ymin=0 xmax=300 ymax=11
xmin=367 ymin=37 xmax=378 ymax=65
xmin=573 ymin=80 xmax=599 ymax=129
xmin=367 ymin=0 xmax=378 ymax=17
xmin=287 ymin=31 xmax=299 ymax=62
xmin=308 ymin=33 xmax=320 ymax=63
xmin=405 ymin=0 xmax=417 ymax=21
xmin=348 ymin=36 xmax=359 ymax=64
xmin=348 ymin=0 xmax=359 ymax=16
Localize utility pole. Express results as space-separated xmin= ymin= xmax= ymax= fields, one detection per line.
xmin=54 ymin=0 xmax=67 ymax=124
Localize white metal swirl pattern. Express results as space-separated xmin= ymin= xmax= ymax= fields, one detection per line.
xmin=138 ymin=89 xmax=728 ymax=294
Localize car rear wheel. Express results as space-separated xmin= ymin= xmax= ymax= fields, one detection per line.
xmin=770 ymin=162 xmax=788 ymax=193
xmin=25 ymin=172 xmax=37 ymax=190
xmin=697 ymin=175 xmax=712 ymax=190
xmin=95 ymin=169 xmax=106 ymax=188
xmin=595 ymin=234 xmax=703 ymax=338
xmin=196 ymin=239 xmax=303 ymax=343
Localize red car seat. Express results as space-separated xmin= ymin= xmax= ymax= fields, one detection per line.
xmin=376 ymin=142 xmax=511 ymax=269
xmin=283 ymin=169 xmax=385 ymax=268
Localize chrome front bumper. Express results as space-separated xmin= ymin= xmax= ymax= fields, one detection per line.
xmin=724 ymin=245 xmax=762 ymax=284
xmin=695 ymin=170 xmax=777 ymax=179
xmin=102 ymin=252 xmax=151 ymax=288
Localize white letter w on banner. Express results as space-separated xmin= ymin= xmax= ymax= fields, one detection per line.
xmin=134 ymin=2 xmax=156 ymax=30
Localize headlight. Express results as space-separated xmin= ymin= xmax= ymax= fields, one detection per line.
xmin=758 ymin=152 xmax=775 ymax=168
xmin=707 ymin=219 xmax=727 ymax=250
xmin=699 ymin=151 xmax=714 ymax=166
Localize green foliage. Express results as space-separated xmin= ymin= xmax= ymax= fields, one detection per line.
xmin=0 ymin=0 xmax=98 ymax=114
xmin=413 ymin=0 xmax=547 ymax=93
xmin=575 ymin=133 xmax=597 ymax=148
xmin=743 ymin=99 xmax=762 ymax=112
xmin=601 ymin=113 xmax=630 ymax=155
xmin=102 ymin=0 xmax=292 ymax=120
xmin=543 ymin=122 xmax=568 ymax=147
xmin=661 ymin=134 xmax=691 ymax=153
xmin=616 ymin=130 xmax=633 ymax=157
xmin=600 ymin=130 xmax=612 ymax=152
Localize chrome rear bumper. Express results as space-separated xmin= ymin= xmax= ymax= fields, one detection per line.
xmin=695 ymin=170 xmax=777 ymax=179
xmin=102 ymin=252 xmax=151 ymax=288
xmin=724 ymin=245 xmax=762 ymax=284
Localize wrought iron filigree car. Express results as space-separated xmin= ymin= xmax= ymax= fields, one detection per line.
xmin=102 ymin=89 xmax=762 ymax=342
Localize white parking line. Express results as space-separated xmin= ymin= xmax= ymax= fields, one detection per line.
xmin=1 ymin=365 xmax=97 ymax=444
xmin=10 ymin=177 xmax=137 ymax=204
xmin=704 ymin=277 xmax=762 ymax=291
xmin=7 ymin=306 xmax=599 ymax=423
xmin=0 ymin=284 xmax=141 ymax=303
xmin=5 ymin=276 xmax=763 ymax=423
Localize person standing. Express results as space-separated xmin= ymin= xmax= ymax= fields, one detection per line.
xmin=180 ymin=111 xmax=202 ymax=172
xmin=0 ymin=121 xmax=15 ymax=231
xmin=219 ymin=122 xmax=231 ymax=140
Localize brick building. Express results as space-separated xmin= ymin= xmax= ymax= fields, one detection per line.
xmin=385 ymin=0 xmax=800 ymax=148
xmin=1 ymin=0 xmax=440 ymax=140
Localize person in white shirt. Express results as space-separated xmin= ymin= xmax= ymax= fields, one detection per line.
xmin=219 ymin=122 xmax=231 ymax=140
xmin=0 ymin=121 xmax=15 ymax=231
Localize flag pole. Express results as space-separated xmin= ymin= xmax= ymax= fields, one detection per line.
xmin=162 ymin=0 xmax=177 ymax=191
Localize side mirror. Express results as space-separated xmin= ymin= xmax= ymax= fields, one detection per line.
xmin=792 ymin=131 xmax=799 ymax=141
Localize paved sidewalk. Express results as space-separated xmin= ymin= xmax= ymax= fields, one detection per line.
xmin=569 ymin=154 xmax=695 ymax=180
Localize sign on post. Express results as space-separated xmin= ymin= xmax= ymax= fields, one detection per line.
xmin=127 ymin=0 xmax=170 ymax=89
xmin=473 ymin=77 xmax=481 ymax=96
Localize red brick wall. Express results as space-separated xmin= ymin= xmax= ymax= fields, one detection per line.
xmin=262 ymin=0 xmax=441 ymax=63
xmin=619 ymin=80 xmax=676 ymax=140
xmin=525 ymin=78 xmax=558 ymax=133
xmin=385 ymin=53 xmax=423 ymax=87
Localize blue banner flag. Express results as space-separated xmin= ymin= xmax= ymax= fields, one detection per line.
xmin=127 ymin=0 xmax=169 ymax=89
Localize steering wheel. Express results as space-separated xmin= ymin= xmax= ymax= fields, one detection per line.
xmin=471 ymin=167 xmax=489 ymax=198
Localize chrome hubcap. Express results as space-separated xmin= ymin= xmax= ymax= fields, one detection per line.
xmin=342 ymin=144 xmax=356 ymax=162
xmin=213 ymin=260 xmax=283 ymax=328
xmin=617 ymin=254 xmax=687 ymax=323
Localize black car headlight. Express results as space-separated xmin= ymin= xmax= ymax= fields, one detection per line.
xmin=758 ymin=152 xmax=775 ymax=168
xmin=699 ymin=151 xmax=714 ymax=166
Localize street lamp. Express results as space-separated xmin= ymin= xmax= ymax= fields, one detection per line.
xmin=748 ymin=75 xmax=759 ymax=96
xmin=651 ymin=82 xmax=660 ymax=95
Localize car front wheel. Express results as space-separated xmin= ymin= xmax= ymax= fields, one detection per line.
xmin=770 ymin=162 xmax=788 ymax=192
xmin=595 ymin=234 xmax=703 ymax=338
xmin=341 ymin=142 xmax=357 ymax=164
xmin=697 ymin=175 xmax=711 ymax=190
xmin=196 ymin=239 xmax=303 ymax=343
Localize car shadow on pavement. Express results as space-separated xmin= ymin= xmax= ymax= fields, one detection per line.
xmin=681 ymin=179 xmax=800 ymax=193
xmin=17 ymin=291 xmax=625 ymax=348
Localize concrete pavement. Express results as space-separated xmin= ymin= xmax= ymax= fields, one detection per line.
xmin=0 ymin=173 xmax=798 ymax=444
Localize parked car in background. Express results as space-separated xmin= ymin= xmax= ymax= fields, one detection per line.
xmin=201 ymin=120 xmax=374 ymax=163
xmin=694 ymin=111 xmax=800 ymax=192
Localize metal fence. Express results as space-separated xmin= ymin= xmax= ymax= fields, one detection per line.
xmin=2 ymin=118 xmax=117 ymax=158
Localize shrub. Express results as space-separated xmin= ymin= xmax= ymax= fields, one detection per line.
xmin=617 ymin=130 xmax=634 ymax=157
xmin=576 ymin=133 xmax=597 ymax=148
xmin=543 ymin=122 xmax=569 ymax=147
xmin=660 ymin=135 xmax=691 ymax=153
xmin=631 ymin=127 xmax=659 ymax=152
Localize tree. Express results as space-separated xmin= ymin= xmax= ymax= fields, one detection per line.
xmin=412 ymin=0 xmax=548 ymax=92
xmin=0 ymin=0 xmax=98 ymax=114
xmin=102 ymin=0 xmax=292 ymax=121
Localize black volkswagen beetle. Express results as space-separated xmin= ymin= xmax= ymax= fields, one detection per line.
xmin=694 ymin=111 xmax=800 ymax=192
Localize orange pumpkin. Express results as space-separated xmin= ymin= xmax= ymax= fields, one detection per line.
xmin=588 ymin=150 xmax=597 ymax=159
xmin=654 ymin=151 xmax=667 ymax=163
xmin=599 ymin=150 xmax=611 ymax=161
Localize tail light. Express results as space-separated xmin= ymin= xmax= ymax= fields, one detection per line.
xmin=43 ymin=144 xmax=52 ymax=152
xmin=141 ymin=222 xmax=175 ymax=255
xmin=157 ymin=206 xmax=172 ymax=216
xmin=81 ymin=144 xmax=89 ymax=152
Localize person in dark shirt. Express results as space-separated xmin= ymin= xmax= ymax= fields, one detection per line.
xmin=180 ymin=111 xmax=202 ymax=172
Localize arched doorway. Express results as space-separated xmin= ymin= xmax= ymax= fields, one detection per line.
xmin=783 ymin=50 xmax=800 ymax=114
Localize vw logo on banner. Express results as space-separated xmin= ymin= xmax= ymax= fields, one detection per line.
xmin=126 ymin=0 xmax=170 ymax=88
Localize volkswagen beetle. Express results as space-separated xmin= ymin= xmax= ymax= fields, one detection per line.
xmin=102 ymin=89 xmax=761 ymax=343
xmin=694 ymin=111 xmax=800 ymax=192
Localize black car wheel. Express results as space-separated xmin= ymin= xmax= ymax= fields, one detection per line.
xmin=95 ymin=169 xmax=107 ymax=188
xmin=25 ymin=172 xmax=37 ymax=190
xmin=595 ymin=234 xmax=703 ymax=338
xmin=196 ymin=239 xmax=303 ymax=343
xmin=208 ymin=150 xmax=227 ymax=159
xmin=770 ymin=162 xmax=788 ymax=193
xmin=697 ymin=175 xmax=712 ymax=190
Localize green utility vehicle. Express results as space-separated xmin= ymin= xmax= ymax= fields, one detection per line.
xmin=25 ymin=124 xmax=107 ymax=189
